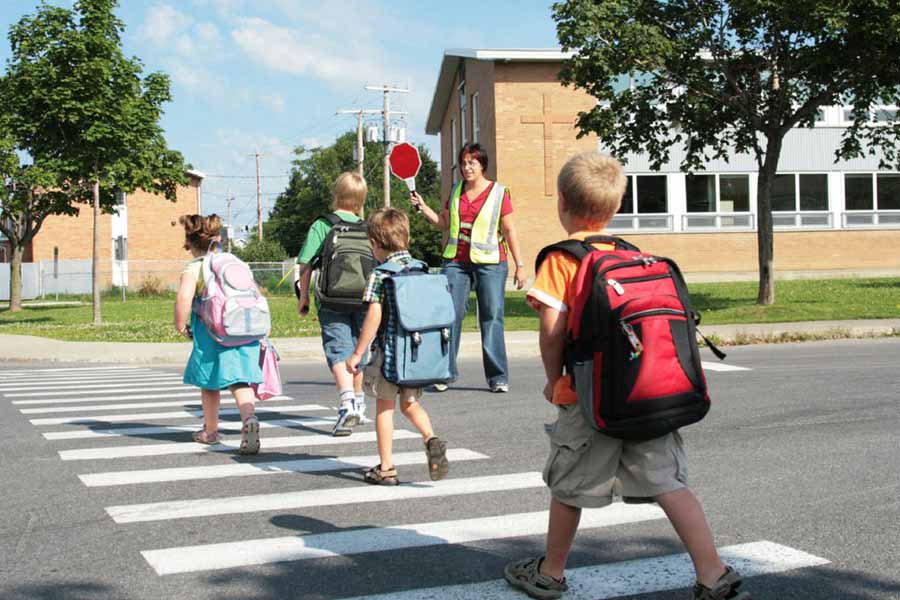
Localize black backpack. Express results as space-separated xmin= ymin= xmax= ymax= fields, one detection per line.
xmin=311 ymin=213 xmax=376 ymax=312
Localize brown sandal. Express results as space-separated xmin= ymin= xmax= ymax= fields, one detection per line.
xmin=192 ymin=430 xmax=220 ymax=444
xmin=425 ymin=437 xmax=449 ymax=481
xmin=363 ymin=464 xmax=399 ymax=486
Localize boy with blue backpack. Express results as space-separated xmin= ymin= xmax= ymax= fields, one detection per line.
xmin=295 ymin=172 xmax=376 ymax=436
xmin=503 ymin=152 xmax=750 ymax=600
xmin=346 ymin=208 xmax=451 ymax=485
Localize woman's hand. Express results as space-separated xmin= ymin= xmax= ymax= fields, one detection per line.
xmin=513 ymin=265 xmax=527 ymax=290
xmin=410 ymin=191 xmax=425 ymax=211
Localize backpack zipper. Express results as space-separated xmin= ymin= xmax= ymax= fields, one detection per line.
xmin=622 ymin=308 xmax=686 ymax=322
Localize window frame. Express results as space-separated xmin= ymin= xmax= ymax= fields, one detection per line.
xmin=471 ymin=92 xmax=479 ymax=143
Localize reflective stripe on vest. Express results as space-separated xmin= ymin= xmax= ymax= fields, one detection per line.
xmin=443 ymin=182 xmax=506 ymax=264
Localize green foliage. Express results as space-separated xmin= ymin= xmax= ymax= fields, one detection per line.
xmin=268 ymin=132 xmax=444 ymax=266
xmin=553 ymin=0 xmax=900 ymax=304
xmin=233 ymin=237 xmax=288 ymax=263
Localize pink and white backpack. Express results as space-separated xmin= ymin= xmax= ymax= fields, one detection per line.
xmin=196 ymin=250 xmax=271 ymax=347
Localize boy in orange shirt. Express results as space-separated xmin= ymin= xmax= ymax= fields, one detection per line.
xmin=503 ymin=152 xmax=750 ymax=600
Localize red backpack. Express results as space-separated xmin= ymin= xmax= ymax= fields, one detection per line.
xmin=534 ymin=236 xmax=725 ymax=441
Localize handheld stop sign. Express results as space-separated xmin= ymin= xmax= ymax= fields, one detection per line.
xmin=389 ymin=142 xmax=423 ymax=211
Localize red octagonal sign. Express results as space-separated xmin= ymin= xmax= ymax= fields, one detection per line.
xmin=389 ymin=142 xmax=421 ymax=187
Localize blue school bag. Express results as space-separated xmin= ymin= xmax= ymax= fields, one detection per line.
xmin=377 ymin=260 xmax=456 ymax=387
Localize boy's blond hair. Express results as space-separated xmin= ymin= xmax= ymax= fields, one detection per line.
xmin=368 ymin=208 xmax=409 ymax=253
xmin=333 ymin=171 xmax=367 ymax=213
xmin=557 ymin=152 xmax=626 ymax=225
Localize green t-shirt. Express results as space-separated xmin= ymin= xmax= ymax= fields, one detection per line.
xmin=295 ymin=210 xmax=362 ymax=265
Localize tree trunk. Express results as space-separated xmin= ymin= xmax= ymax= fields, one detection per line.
xmin=8 ymin=243 xmax=24 ymax=312
xmin=755 ymin=136 xmax=783 ymax=306
xmin=92 ymin=180 xmax=102 ymax=325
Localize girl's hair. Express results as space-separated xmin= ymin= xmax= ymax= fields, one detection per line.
xmin=333 ymin=171 xmax=368 ymax=213
xmin=179 ymin=214 xmax=222 ymax=250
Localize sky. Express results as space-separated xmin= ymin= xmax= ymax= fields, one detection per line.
xmin=0 ymin=0 xmax=559 ymax=230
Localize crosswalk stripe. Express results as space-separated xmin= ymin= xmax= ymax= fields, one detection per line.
xmin=13 ymin=392 xmax=200 ymax=406
xmin=345 ymin=541 xmax=830 ymax=600
xmin=141 ymin=505 xmax=666 ymax=575
xmin=6 ymin=385 xmax=191 ymax=398
xmin=108 ymin=471 xmax=547 ymax=523
xmin=43 ymin=417 xmax=337 ymax=440
xmin=79 ymin=448 xmax=488 ymax=487
xmin=0 ymin=366 xmax=150 ymax=376
xmin=0 ymin=376 xmax=184 ymax=392
xmin=701 ymin=361 xmax=751 ymax=372
xmin=0 ymin=373 xmax=179 ymax=386
xmin=20 ymin=395 xmax=293 ymax=414
xmin=60 ymin=430 xmax=419 ymax=460
xmin=30 ymin=403 xmax=327 ymax=426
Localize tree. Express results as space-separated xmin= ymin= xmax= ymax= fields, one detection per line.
xmin=0 ymin=133 xmax=78 ymax=311
xmin=4 ymin=0 xmax=186 ymax=323
xmin=553 ymin=1 xmax=900 ymax=304
xmin=268 ymin=131 xmax=443 ymax=265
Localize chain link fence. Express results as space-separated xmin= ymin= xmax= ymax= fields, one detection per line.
xmin=2 ymin=259 xmax=297 ymax=301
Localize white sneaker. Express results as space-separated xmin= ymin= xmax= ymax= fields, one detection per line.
xmin=332 ymin=406 xmax=359 ymax=437
xmin=490 ymin=382 xmax=509 ymax=393
xmin=354 ymin=400 xmax=372 ymax=424
xmin=430 ymin=383 xmax=449 ymax=392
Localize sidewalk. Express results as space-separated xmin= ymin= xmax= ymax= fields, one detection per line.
xmin=1 ymin=319 xmax=898 ymax=365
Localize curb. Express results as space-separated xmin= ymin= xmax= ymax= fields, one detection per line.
xmin=1 ymin=319 xmax=899 ymax=365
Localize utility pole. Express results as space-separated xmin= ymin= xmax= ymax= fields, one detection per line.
xmin=225 ymin=189 xmax=233 ymax=253
xmin=365 ymin=85 xmax=409 ymax=207
xmin=336 ymin=108 xmax=381 ymax=178
xmin=254 ymin=151 xmax=263 ymax=241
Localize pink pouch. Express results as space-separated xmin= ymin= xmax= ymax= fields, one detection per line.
xmin=253 ymin=339 xmax=282 ymax=400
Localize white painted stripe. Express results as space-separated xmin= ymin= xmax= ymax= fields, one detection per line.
xmin=6 ymin=385 xmax=190 ymax=398
xmin=701 ymin=361 xmax=750 ymax=372
xmin=30 ymin=403 xmax=327 ymax=426
xmin=0 ymin=373 xmax=177 ymax=386
xmin=13 ymin=392 xmax=199 ymax=406
xmin=61 ymin=430 xmax=418 ymax=461
xmin=344 ymin=541 xmax=830 ymax=600
xmin=79 ymin=449 xmax=488 ymax=487
xmin=0 ymin=366 xmax=149 ymax=375
xmin=21 ymin=395 xmax=292 ymax=414
xmin=109 ymin=472 xmax=545 ymax=523
xmin=0 ymin=376 xmax=183 ymax=391
xmin=43 ymin=417 xmax=337 ymax=440
xmin=141 ymin=505 xmax=665 ymax=575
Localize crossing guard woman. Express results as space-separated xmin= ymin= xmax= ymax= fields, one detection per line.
xmin=411 ymin=142 xmax=526 ymax=393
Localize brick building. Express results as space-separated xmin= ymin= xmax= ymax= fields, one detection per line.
xmin=2 ymin=170 xmax=204 ymax=289
xmin=425 ymin=49 xmax=900 ymax=279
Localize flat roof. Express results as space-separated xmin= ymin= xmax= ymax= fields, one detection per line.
xmin=186 ymin=169 xmax=206 ymax=180
xmin=426 ymin=48 xmax=571 ymax=134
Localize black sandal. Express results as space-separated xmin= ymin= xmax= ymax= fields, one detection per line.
xmin=364 ymin=464 xmax=399 ymax=486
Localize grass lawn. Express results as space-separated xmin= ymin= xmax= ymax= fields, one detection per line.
xmin=1 ymin=277 xmax=898 ymax=342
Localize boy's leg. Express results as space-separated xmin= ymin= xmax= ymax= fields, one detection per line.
xmin=320 ymin=309 xmax=362 ymax=435
xmin=473 ymin=262 xmax=510 ymax=390
xmin=375 ymin=396 xmax=396 ymax=469
xmin=655 ymin=488 xmax=726 ymax=588
xmin=398 ymin=393 xmax=434 ymax=440
xmin=200 ymin=388 xmax=221 ymax=433
xmin=442 ymin=261 xmax=472 ymax=385
xmin=542 ymin=497 xmax=582 ymax=579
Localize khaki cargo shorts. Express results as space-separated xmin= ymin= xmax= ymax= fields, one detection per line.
xmin=364 ymin=349 xmax=423 ymax=402
xmin=543 ymin=403 xmax=688 ymax=509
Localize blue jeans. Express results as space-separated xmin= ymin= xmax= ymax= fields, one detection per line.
xmin=318 ymin=308 xmax=366 ymax=370
xmin=442 ymin=261 xmax=509 ymax=386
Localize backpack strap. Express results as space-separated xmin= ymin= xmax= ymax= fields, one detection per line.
xmin=317 ymin=213 xmax=343 ymax=227
xmin=375 ymin=259 xmax=428 ymax=275
xmin=534 ymin=236 xmax=640 ymax=273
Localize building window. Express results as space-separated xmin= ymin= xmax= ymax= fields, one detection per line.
xmin=845 ymin=174 xmax=873 ymax=210
xmin=877 ymin=174 xmax=900 ymax=209
xmin=685 ymin=174 xmax=750 ymax=213
xmin=772 ymin=173 xmax=829 ymax=212
xmin=114 ymin=236 xmax=128 ymax=261
xmin=619 ymin=175 xmax=668 ymax=213
xmin=799 ymin=174 xmax=828 ymax=211
xmin=450 ymin=118 xmax=457 ymax=184
xmin=771 ymin=174 xmax=797 ymax=211
xmin=471 ymin=92 xmax=479 ymax=143
xmin=459 ymin=82 xmax=467 ymax=145
xmin=874 ymin=107 xmax=898 ymax=123
xmin=115 ymin=190 xmax=126 ymax=207
xmin=842 ymin=107 xmax=856 ymax=124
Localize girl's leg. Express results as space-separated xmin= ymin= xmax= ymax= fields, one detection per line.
xmin=399 ymin=393 xmax=435 ymax=441
xmin=375 ymin=397 xmax=396 ymax=469
xmin=229 ymin=383 xmax=257 ymax=422
xmin=201 ymin=388 xmax=221 ymax=433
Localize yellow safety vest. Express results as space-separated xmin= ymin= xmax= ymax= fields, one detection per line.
xmin=443 ymin=182 xmax=506 ymax=264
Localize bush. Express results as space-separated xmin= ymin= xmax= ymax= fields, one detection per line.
xmin=137 ymin=275 xmax=167 ymax=297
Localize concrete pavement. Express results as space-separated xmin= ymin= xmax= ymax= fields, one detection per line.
xmin=0 ymin=318 xmax=897 ymax=365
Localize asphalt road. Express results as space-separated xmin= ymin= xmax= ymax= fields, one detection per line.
xmin=1 ymin=338 xmax=899 ymax=600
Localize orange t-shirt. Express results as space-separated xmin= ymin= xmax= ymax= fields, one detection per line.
xmin=526 ymin=232 xmax=615 ymax=404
